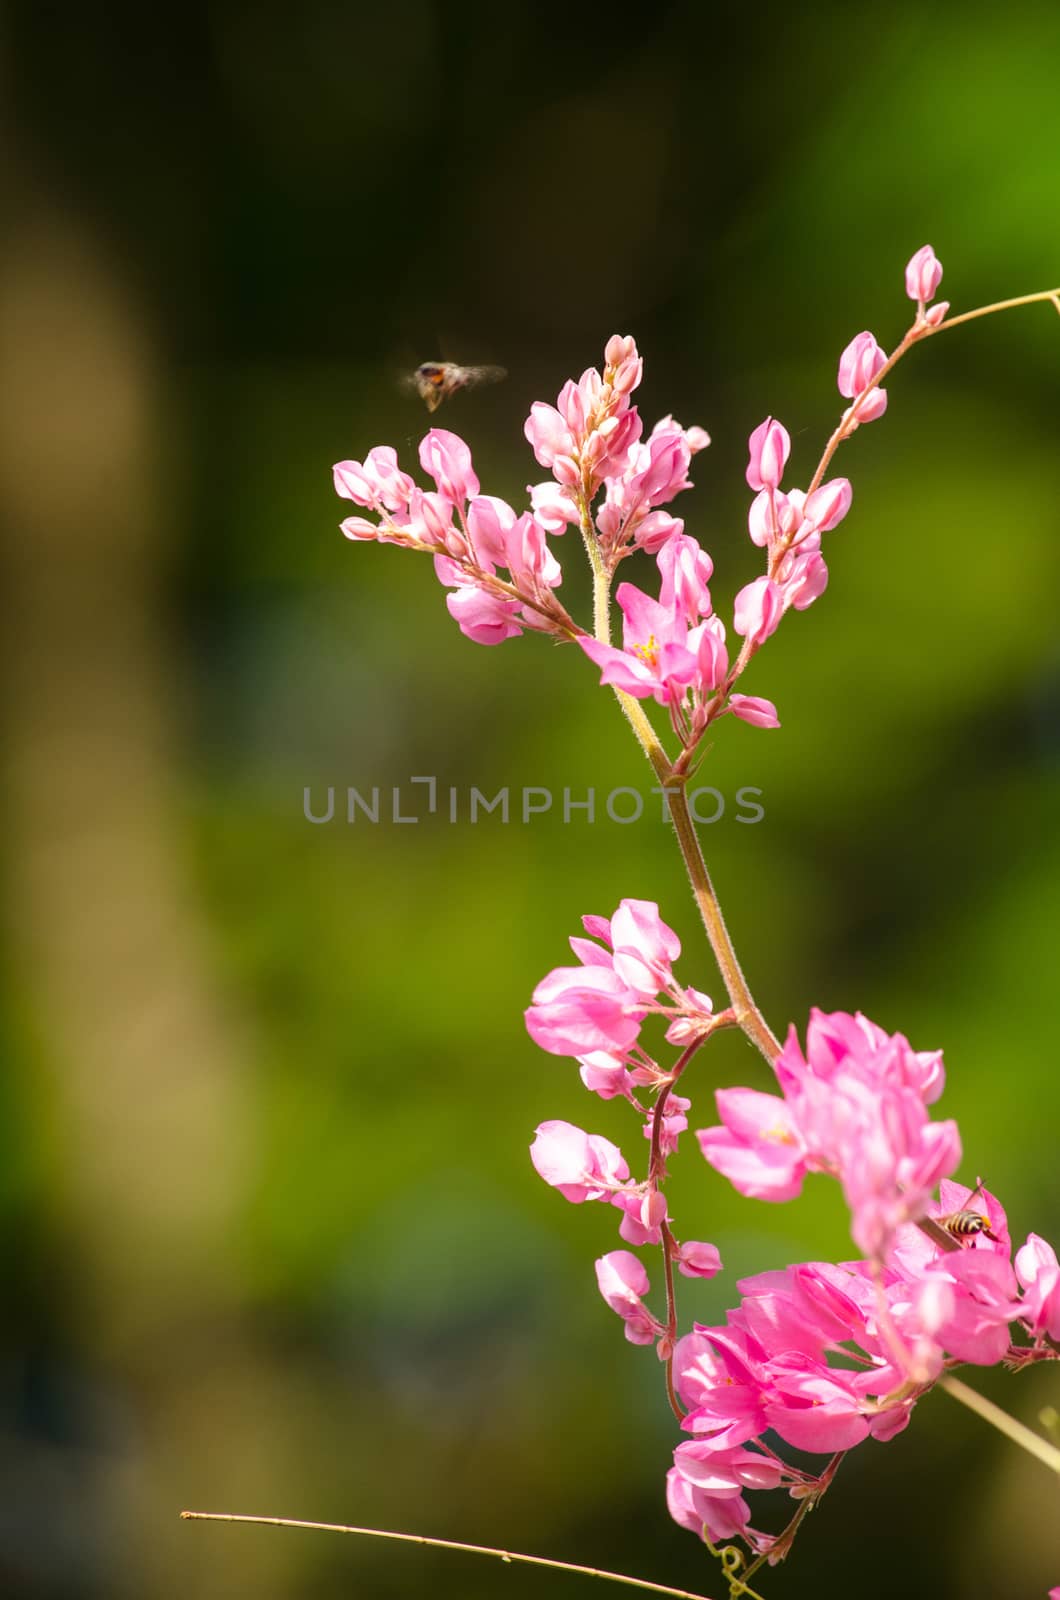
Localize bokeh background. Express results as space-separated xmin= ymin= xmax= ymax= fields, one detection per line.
xmin=2 ymin=2 xmax=1058 ymax=1596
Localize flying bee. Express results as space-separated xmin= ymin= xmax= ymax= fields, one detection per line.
xmin=406 ymin=361 xmax=507 ymax=413
xmin=936 ymin=1179 xmax=1000 ymax=1246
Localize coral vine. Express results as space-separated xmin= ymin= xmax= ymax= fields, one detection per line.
xmin=333 ymin=249 xmax=1060 ymax=1591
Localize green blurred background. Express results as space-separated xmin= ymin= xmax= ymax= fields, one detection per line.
xmin=1 ymin=2 xmax=1058 ymax=1595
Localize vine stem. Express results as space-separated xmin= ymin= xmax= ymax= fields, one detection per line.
xmin=806 ymin=284 xmax=1060 ymax=497
xmin=179 ymin=1512 xmax=720 ymax=1600
xmin=939 ymin=1376 xmax=1060 ymax=1473
xmin=577 ymin=490 xmax=781 ymax=1066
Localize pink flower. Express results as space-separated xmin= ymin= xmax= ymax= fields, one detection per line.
xmin=733 ymin=576 xmax=784 ymax=647
xmin=673 ymin=1439 xmax=782 ymax=1496
xmin=773 ymin=537 xmax=829 ymax=611
xmin=666 ymin=1463 xmax=752 ymax=1545
xmin=528 ymin=480 xmax=578 ymax=532
xmin=803 ymin=477 xmax=853 ymax=532
xmin=657 ymin=534 xmax=713 ymax=624
xmin=676 ymin=1240 xmax=723 ymax=1280
xmin=530 ymin=1120 xmax=629 ymax=1202
xmin=526 ymin=898 xmax=685 ymax=1060
xmin=905 ymin=245 xmax=943 ymax=305
xmin=644 ymin=1093 xmax=690 ymax=1158
xmin=746 ymin=417 xmax=790 ymax=491
xmin=628 ymin=425 xmax=693 ymax=506
xmin=763 ymin=1352 xmax=871 ymax=1452
xmin=728 ymin=694 xmax=780 ymax=729
xmin=333 ymin=445 xmax=415 ymax=512
xmin=608 ymin=897 xmax=682 ymax=994
xmin=596 ymin=1250 xmax=662 ymax=1344
xmin=614 ymin=1185 xmax=668 ymax=1246
xmin=838 ymin=331 xmax=888 ymax=399
xmin=579 ymin=583 xmax=699 ymax=705
xmin=578 ymin=1050 xmax=636 ymax=1101
xmin=524 ymin=402 xmax=576 ymax=472
xmin=442 ymin=581 xmax=523 ymax=645
xmin=924 ymin=1249 xmax=1021 ymax=1365
xmin=1015 ymin=1234 xmax=1060 ymax=1340
xmin=679 ymin=1325 xmax=771 ymax=1447
xmin=418 ymin=428 xmax=479 ymax=506
xmin=526 ymin=964 xmax=646 ymax=1056
xmin=697 ymin=1088 xmax=807 ymax=1201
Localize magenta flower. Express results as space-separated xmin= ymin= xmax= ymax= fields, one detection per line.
xmin=526 ymin=964 xmax=647 ymax=1056
xmin=697 ymin=1088 xmax=807 ymax=1201
xmin=763 ymin=1352 xmax=871 ymax=1452
xmin=698 ymin=1009 xmax=960 ymax=1264
xmin=666 ymin=1462 xmax=753 ymax=1546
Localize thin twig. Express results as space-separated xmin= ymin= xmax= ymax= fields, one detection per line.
xmin=939 ymin=1376 xmax=1060 ymax=1473
xmin=180 ymin=1512 xmax=720 ymax=1600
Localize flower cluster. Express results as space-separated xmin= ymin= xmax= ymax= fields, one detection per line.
xmin=667 ymin=1177 xmax=1057 ymax=1552
xmin=699 ymin=1008 xmax=957 ymax=1262
xmin=528 ymin=899 xmax=722 ymax=1259
xmin=331 ymin=244 xmax=1060 ymax=1580
xmin=529 ymin=934 xmax=1060 ymax=1555
xmin=334 ymin=430 xmax=572 ymax=645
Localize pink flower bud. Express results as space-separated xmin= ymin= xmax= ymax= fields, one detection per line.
xmin=837 ymin=331 xmax=887 ymax=399
xmin=729 ymin=693 xmax=780 ymax=729
xmin=596 ymin=1250 xmax=660 ymax=1345
xmin=524 ymin=403 xmax=575 ymax=469
xmin=803 ymin=478 xmax=852 ymax=533
xmin=853 ymin=387 xmax=888 ymax=423
xmin=924 ymin=300 xmax=949 ymax=328
xmin=333 ymin=460 xmax=376 ymax=505
xmin=605 ymin=333 xmax=636 ymax=368
xmin=466 ymin=494 xmax=517 ymax=568
xmin=445 ymin=586 xmax=522 ymax=645
xmin=657 ymin=532 xmax=713 ymax=622
xmin=634 ymin=511 xmax=684 ymax=554
xmin=745 ymin=417 xmax=791 ymax=491
xmin=733 ymin=576 xmax=784 ymax=646
xmin=905 ymin=244 xmax=943 ymax=304
xmin=692 ymin=621 xmax=729 ymax=693
xmin=529 ymin=481 xmax=578 ymax=532
xmin=340 ymin=515 xmax=378 ymax=540
xmin=418 ymin=428 xmax=480 ymax=506
xmin=783 ymin=549 xmax=829 ymax=611
xmin=552 ymin=453 xmax=582 ymax=488
xmin=748 ymin=488 xmax=781 ymax=548
xmin=558 ymin=378 xmax=587 ymax=437
xmin=634 ymin=430 xmax=691 ymax=504
xmin=417 ymin=490 xmax=455 ymax=545
xmin=676 ymin=1240 xmax=723 ymax=1280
